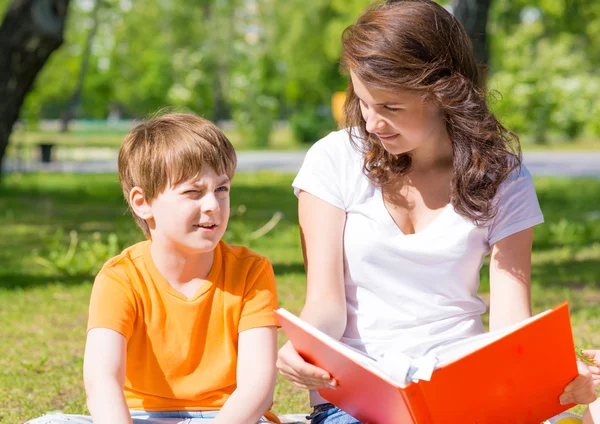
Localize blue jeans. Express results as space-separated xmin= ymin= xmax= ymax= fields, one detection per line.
xmin=26 ymin=410 xmax=274 ymax=423
xmin=305 ymin=404 xmax=582 ymax=424
xmin=307 ymin=404 xmax=361 ymax=424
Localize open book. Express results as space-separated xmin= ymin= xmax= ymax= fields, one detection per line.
xmin=276 ymin=302 xmax=578 ymax=424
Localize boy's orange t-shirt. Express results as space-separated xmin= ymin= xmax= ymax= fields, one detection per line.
xmin=87 ymin=239 xmax=278 ymax=416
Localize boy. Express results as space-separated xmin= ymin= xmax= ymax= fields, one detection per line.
xmin=28 ymin=113 xmax=279 ymax=424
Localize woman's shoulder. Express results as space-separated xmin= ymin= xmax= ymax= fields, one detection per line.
xmin=306 ymin=127 xmax=365 ymax=166
xmin=496 ymin=162 xmax=535 ymax=196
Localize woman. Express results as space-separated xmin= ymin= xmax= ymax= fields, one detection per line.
xmin=276 ymin=1 xmax=596 ymax=423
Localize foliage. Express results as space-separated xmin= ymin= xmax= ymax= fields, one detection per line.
xmin=34 ymin=230 xmax=122 ymax=276
xmin=264 ymin=0 xmax=368 ymax=143
xmin=288 ymin=104 xmax=337 ymax=143
xmin=226 ymin=1 xmax=281 ymax=148
xmin=489 ymin=2 xmax=600 ymax=144
xmin=11 ymin=0 xmax=600 ymax=145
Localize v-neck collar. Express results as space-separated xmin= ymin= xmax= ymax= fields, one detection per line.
xmin=376 ymin=186 xmax=452 ymax=237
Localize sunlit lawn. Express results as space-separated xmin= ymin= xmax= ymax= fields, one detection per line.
xmin=1 ymin=173 xmax=599 ymax=423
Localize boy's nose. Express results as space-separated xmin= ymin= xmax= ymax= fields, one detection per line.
xmin=202 ymin=194 xmax=220 ymax=212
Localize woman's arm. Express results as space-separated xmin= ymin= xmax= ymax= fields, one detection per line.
xmin=488 ymin=227 xmax=534 ymax=331
xmin=83 ymin=328 xmax=132 ymax=424
xmin=489 ymin=227 xmax=596 ymax=405
xmin=298 ymin=190 xmax=348 ymax=336
xmin=213 ymin=326 xmax=278 ymax=424
xmin=277 ymin=190 xmax=347 ymax=390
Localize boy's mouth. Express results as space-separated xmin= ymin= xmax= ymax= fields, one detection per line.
xmin=195 ymin=223 xmax=217 ymax=230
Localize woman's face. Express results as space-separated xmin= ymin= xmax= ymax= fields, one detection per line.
xmin=350 ymin=71 xmax=448 ymax=156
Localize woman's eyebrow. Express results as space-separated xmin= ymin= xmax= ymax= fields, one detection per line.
xmin=356 ymin=93 xmax=404 ymax=106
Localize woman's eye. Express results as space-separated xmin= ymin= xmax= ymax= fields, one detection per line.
xmin=384 ymin=106 xmax=402 ymax=112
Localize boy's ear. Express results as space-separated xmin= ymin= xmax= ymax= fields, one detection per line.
xmin=129 ymin=187 xmax=153 ymax=220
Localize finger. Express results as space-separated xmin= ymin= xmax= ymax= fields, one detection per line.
xmin=281 ymin=371 xmax=332 ymax=388
xmin=583 ymin=350 xmax=600 ymax=365
xmin=288 ymin=377 xmax=333 ymax=391
xmin=590 ymin=366 xmax=600 ymax=375
xmin=291 ymin=381 xmax=309 ymax=390
xmin=560 ymin=381 xmax=597 ymax=405
xmin=560 ymin=390 xmax=592 ymax=406
xmin=278 ymin=359 xmax=330 ymax=382
xmin=563 ymin=376 xmax=584 ymax=393
xmin=278 ymin=361 xmax=335 ymax=389
xmin=279 ymin=343 xmax=331 ymax=380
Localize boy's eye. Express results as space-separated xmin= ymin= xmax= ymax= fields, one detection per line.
xmin=216 ymin=186 xmax=229 ymax=192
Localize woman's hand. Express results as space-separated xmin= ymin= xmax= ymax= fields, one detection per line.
xmin=559 ymin=361 xmax=597 ymax=405
xmin=276 ymin=340 xmax=337 ymax=390
xmin=582 ymin=350 xmax=600 ymax=387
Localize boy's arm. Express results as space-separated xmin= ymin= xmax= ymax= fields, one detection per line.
xmin=212 ymin=326 xmax=278 ymax=424
xmin=83 ymin=328 xmax=132 ymax=424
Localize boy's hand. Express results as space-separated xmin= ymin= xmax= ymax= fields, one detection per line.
xmin=560 ymin=361 xmax=597 ymax=405
xmin=582 ymin=350 xmax=600 ymax=387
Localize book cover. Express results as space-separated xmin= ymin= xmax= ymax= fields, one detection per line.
xmin=276 ymin=303 xmax=578 ymax=424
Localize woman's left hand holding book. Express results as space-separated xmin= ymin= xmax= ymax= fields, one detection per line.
xmin=277 ymin=340 xmax=338 ymax=390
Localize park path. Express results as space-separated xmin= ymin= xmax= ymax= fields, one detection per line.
xmin=3 ymin=150 xmax=600 ymax=177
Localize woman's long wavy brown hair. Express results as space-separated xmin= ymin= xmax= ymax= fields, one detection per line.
xmin=341 ymin=0 xmax=521 ymax=225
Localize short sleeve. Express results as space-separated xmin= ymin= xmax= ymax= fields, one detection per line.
xmin=238 ymin=259 xmax=278 ymax=333
xmin=87 ymin=269 xmax=137 ymax=339
xmin=292 ymin=131 xmax=350 ymax=210
xmin=488 ymin=165 xmax=544 ymax=246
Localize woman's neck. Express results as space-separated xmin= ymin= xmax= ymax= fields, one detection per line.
xmin=408 ymin=135 xmax=454 ymax=174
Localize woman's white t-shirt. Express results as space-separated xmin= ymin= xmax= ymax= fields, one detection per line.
xmin=292 ymin=129 xmax=544 ymax=362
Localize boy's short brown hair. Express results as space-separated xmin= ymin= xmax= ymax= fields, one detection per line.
xmin=118 ymin=113 xmax=237 ymax=237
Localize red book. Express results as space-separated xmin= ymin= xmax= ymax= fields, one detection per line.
xmin=276 ymin=302 xmax=578 ymax=424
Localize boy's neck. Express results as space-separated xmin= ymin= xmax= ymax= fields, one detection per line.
xmin=149 ymin=240 xmax=215 ymax=284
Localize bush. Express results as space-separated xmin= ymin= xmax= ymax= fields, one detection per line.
xmin=289 ymin=105 xmax=337 ymax=144
xmin=34 ymin=230 xmax=122 ymax=276
xmin=489 ymin=29 xmax=600 ymax=144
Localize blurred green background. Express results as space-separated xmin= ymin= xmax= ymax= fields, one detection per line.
xmin=3 ymin=0 xmax=600 ymax=152
xmin=1 ymin=0 xmax=600 ymax=422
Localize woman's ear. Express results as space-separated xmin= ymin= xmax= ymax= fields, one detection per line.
xmin=129 ymin=187 xmax=153 ymax=220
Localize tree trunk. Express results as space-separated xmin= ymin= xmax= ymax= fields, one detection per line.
xmin=453 ymin=0 xmax=493 ymax=66
xmin=60 ymin=0 xmax=101 ymax=133
xmin=0 ymin=0 xmax=70 ymax=175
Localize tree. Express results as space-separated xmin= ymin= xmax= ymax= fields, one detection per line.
xmin=0 ymin=0 xmax=70 ymax=174
xmin=453 ymin=0 xmax=493 ymax=66
xmin=60 ymin=0 xmax=104 ymax=132
xmin=488 ymin=0 xmax=600 ymax=143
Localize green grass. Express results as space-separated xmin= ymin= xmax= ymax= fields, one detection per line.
xmin=1 ymin=173 xmax=599 ymax=422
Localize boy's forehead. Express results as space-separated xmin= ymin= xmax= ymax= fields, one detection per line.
xmin=174 ymin=171 xmax=230 ymax=186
